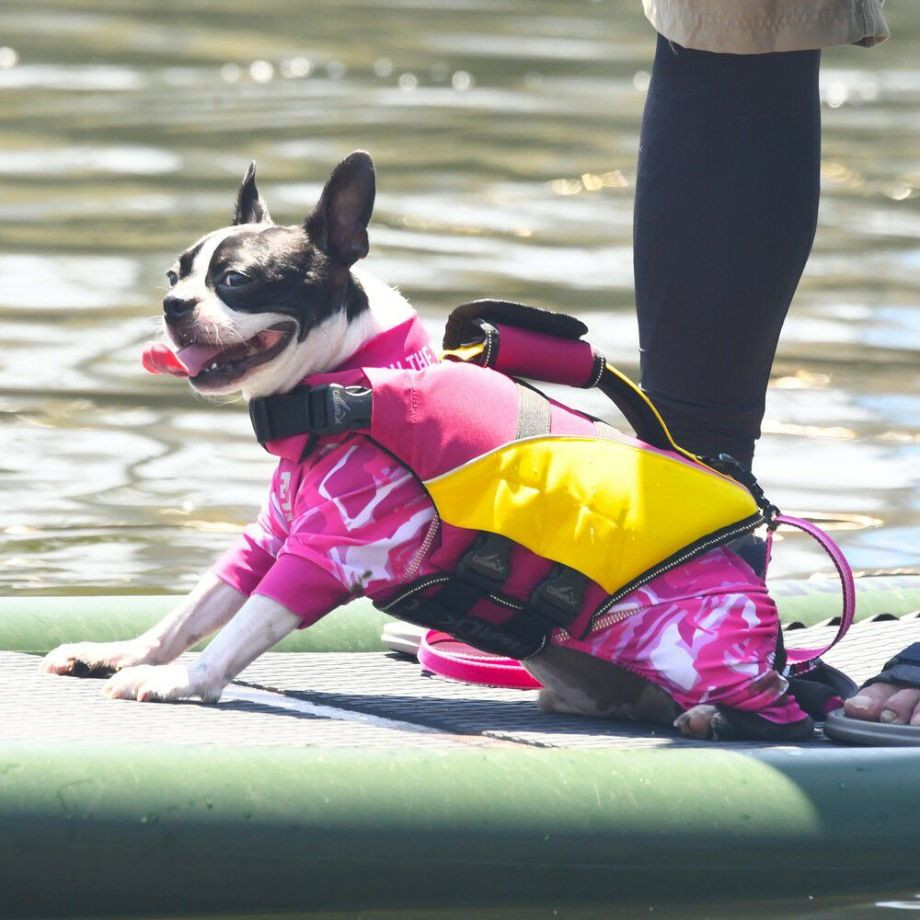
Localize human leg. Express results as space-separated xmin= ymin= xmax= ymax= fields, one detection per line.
xmin=634 ymin=35 xmax=821 ymax=468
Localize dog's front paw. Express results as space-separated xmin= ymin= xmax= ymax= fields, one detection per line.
xmin=41 ymin=641 xmax=149 ymax=678
xmin=102 ymin=664 xmax=221 ymax=704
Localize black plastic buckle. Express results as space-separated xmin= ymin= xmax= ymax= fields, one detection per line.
xmin=456 ymin=532 xmax=513 ymax=593
xmin=305 ymin=384 xmax=373 ymax=435
xmin=528 ymin=565 xmax=587 ymax=629
xmin=249 ymin=384 xmax=373 ymax=446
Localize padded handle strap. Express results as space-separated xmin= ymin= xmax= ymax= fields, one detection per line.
xmin=443 ymin=314 xmax=689 ymax=456
xmin=771 ymin=513 xmax=857 ymax=671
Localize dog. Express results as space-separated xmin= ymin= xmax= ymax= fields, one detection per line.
xmin=41 ymin=152 xmax=814 ymax=741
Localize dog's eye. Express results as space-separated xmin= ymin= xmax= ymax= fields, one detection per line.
xmin=217 ymin=271 xmax=252 ymax=288
xmin=166 ymin=270 xmax=178 ymax=287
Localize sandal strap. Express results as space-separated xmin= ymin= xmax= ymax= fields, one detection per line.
xmin=862 ymin=641 xmax=920 ymax=689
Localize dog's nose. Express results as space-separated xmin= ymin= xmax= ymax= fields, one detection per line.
xmin=163 ymin=294 xmax=199 ymax=321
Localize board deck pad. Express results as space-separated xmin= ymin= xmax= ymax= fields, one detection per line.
xmin=3 ymin=613 xmax=919 ymax=752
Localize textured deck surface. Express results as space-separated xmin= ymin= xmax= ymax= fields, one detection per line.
xmin=4 ymin=613 xmax=919 ymax=752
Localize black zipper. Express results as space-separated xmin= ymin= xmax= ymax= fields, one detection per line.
xmin=586 ymin=511 xmax=765 ymax=629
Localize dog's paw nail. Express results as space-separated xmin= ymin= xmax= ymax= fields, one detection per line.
xmin=102 ymin=680 xmax=125 ymax=699
xmin=40 ymin=656 xmax=68 ymax=675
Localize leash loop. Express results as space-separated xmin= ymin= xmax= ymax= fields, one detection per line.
xmin=771 ymin=512 xmax=857 ymax=672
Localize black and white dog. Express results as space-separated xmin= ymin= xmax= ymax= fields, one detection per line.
xmin=41 ymin=152 xmax=811 ymax=741
xmin=42 ymin=153 xmax=409 ymax=704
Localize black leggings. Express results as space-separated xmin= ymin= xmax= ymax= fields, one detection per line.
xmin=634 ymin=34 xmax=821 ymax=468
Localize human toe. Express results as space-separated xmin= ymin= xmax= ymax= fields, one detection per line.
xmin=845 ymin=682 xmax=902 ymax=721
xmin=876 ymin=688 xmax=920 ymax=725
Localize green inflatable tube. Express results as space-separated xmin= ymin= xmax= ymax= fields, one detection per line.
xmin=0 ymin=594 xmax=392 ymax=655
xmin=0 ymin=574 xmax=916 ymax=654
xmin=1 ymin=742 xmax=919 ymax=919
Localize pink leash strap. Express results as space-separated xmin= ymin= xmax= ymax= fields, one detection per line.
xmin=418 ymin=631 xmax=542 ymax=689
xmin=769 ymin=512 xmax=857 ymax=670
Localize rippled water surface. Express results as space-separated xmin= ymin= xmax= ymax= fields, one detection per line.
xmin=0 ymin=1 xmax=917 ymax=595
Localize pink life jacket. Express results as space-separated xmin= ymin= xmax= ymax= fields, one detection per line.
xmin=248 ymin=301 xmax=855 ymax=668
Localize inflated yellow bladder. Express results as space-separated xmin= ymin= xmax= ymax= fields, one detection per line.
xmin=425 ymin=434 xmax=760 ymax=596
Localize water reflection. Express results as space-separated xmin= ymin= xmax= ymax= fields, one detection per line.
xmin=0 ymin=146 xmax=180 ymax=176
xmin=0 ymin=1 xmax=916 ymax=593
xmin=877 ymin=893 xmax=920 ymax=911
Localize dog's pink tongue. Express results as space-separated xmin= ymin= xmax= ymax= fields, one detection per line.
xmin=174 ymin=343 xmax=227 ymax=377
xmin=141 ymin=342 xmax=191 ymax=378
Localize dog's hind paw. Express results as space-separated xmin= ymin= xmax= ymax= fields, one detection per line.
xmin=675 ymin=703 xmax=815 ymax=741
xmin=674 ymin=704 xmax=721 ymax=739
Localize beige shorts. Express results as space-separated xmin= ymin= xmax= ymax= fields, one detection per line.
xmin=642 ymin=0 xmax=889 ymax=54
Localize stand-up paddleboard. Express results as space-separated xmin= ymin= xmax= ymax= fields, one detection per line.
xmin=0 ymin=574 xmax=917 ymax=919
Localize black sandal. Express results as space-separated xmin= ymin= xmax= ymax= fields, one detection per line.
xmin=823 ymin=642 xmax=920 ymax=747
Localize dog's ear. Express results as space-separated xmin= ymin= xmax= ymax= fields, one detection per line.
xmin=305 ymin=151 xmax=376 ymax=266
xmin=234 ymin=162 xmax=273 ymax=225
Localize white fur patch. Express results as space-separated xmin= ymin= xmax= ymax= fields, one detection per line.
xmin=165 ymin=223 xmax=416 ymax=399
xmin=166 ymin=225 xmax=290 ymax=377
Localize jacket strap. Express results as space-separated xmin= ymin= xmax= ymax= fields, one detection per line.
xmin=249 ymin=384 xmax=372 ymax=447
xmin=383 ymin=532 xmax=552 ymax=660
xmin=514 ymin=382 xmax=552 ymax=439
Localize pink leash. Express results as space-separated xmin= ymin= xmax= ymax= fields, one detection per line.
xmin=768 ymin=512 xmax=856 ymax=671
xmin=418 ymin=631 xmax=541 ymax=689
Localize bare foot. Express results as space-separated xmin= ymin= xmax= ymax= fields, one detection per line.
xmin=844 ymin=682 xmax=920 ymax=727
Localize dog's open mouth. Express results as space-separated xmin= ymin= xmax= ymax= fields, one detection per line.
xmin=156 ymin=322 xmax=296 ymax=388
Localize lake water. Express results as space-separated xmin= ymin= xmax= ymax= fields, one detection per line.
xmin=1 ymin=1 xmax=917 ymax=596
xmin=0 ymin=3 xmax=918 ymax=916
xmin=0 ymin=0 xmax=920 ymax=593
